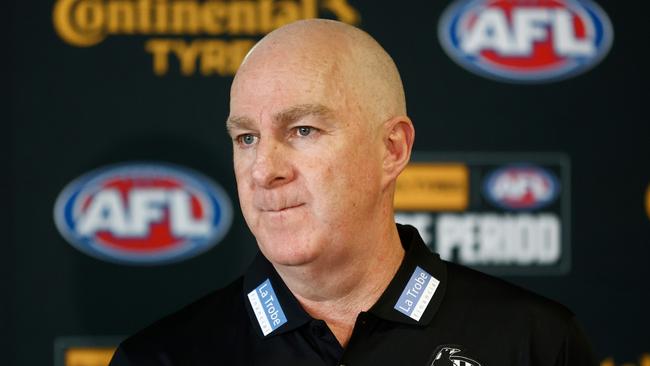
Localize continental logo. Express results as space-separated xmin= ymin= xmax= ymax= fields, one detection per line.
xmin=394 ymin=163 xmax=468 ymax=211
xmin=64 ymin=347 xmax=115 ymax=366
xmin=52 ymin=0 xmax=360 ymax=76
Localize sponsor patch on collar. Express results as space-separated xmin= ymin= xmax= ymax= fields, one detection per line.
xmin=247 ymin=279 xmax=287 ymax=336
xmin=394 ymin=266 xmax=439 ymax=321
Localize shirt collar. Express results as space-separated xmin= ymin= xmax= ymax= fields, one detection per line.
xmin=243 ymin=250 xmax=312 ymax=338
xmin=367 ymin=223 xmax=447 ymax=326
xmin=242 ymin=224 xmax=447 ymax=338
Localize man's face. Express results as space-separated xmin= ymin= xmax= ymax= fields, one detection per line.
xmin=227 ymin=56 xmax=386 ymax=267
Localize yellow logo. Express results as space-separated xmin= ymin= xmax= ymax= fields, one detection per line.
xmin=601 ymin=353 xmax=650 ymax=366
xmin=646 ymin=184 xmax=650 ymax=220
xmin=52 ymin=0 xmax=360 ymax=76
xmin=64 ymin=347 xmax=115 ymax=366
xmin=394 ymin=163 xmax=469 ymax=211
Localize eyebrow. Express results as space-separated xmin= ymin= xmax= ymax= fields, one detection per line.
xmin=226 ymin=104 xmax=335 ymax=134
xmin=225 ymin=115 xmax=255 ymax=135
xmin=273 ymin=104 xmax=334 ymax=126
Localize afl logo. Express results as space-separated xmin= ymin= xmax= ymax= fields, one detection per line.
xmin=438 ymin=0 xmax=614 ymax=83
xmin=53 ymin=163 xmax=233 ymax=265
xmin=483 ymin=165 xmax=560 ymax=210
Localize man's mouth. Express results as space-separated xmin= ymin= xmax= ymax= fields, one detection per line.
xmin=262 ymin=203 xmax=305 ymax=213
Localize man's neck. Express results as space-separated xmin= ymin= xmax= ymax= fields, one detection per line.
xmin=273 ymin=223 xmax=405 ymax=348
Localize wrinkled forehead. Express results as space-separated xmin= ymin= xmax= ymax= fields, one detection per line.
xmin=229 ymin=49 xmax=350 ymax=119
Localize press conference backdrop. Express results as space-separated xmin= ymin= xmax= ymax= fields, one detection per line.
xmin=7 ymin=0 xmax=650 ymax=365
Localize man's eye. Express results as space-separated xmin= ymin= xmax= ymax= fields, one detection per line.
xmin=296 ymin=126 xmax=313 ymax=137
xmin=238 ymin=134 xmax=258 ymax=145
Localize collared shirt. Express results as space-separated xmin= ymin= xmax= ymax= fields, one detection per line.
xmin=110 ymin=224 xmax=596 ymax=366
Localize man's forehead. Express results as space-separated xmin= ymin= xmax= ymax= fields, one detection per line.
xmin=230 ymin=37 xmax=344 ymax=106
xmin=231 ymin=58 xmax=336 ymax=100
xmin=228 ymin=59 xmax=346 ymax=130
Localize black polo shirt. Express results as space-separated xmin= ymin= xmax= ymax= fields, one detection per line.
xmin=109 ymin=224 xmax=596 ymax=366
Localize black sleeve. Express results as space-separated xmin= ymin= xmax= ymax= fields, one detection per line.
xmin=554 ymin=317 xmax=598 ymax=366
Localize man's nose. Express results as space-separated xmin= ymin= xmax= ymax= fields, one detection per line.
xmin=251 ymin=140 xmax=294 ymax=188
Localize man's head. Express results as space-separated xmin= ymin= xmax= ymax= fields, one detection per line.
xmin=227 ymin=19 xmax=414 ymax=269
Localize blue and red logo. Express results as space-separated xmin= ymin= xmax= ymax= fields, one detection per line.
xmin=438 ymin=0 xmax=613 ymax=83
xmin=483 ymin=165 xmax=560 ymax=210
xmin=54 ymin=163 xmax=233 ymax=265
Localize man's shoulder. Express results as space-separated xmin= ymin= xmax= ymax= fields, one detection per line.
xmin=444 ymin=261 xmax=574 ymax=326
xmin=114 ymin=277 xmax=250 ymax=363
xmin=441 ymin=262 xmax=596 ymax=365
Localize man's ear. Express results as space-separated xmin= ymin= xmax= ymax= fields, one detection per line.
xmin=382 ymin=116 xmax=415 ymax=186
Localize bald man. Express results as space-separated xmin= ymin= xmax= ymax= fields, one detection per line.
xmin=109 ymin=20 xmax=596 ymax=366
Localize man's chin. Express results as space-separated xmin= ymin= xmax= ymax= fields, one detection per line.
xmin=269 ymin=256 xmax=314 ymax=268
xmin=256 ymin=240 xmax=320 ymax=268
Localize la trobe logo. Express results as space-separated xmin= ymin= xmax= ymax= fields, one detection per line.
xmin=438 ymin=0 xmax=613 ymax=83
xmin=54 ymin=163 xmax=233 ymax=265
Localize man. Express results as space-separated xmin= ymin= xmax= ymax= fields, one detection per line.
xmin=110 ymin=19 xmax=596 ymax=365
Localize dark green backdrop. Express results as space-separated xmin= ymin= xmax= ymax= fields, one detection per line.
xmin=8 ymin=0 xmax=650 ymax=365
